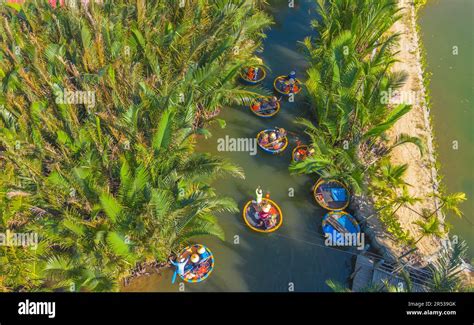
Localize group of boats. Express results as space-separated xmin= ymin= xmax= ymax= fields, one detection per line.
xmin=243 ymin=66 xmax=302 ymax=120
xmin=240 ymin=65 xmax=361 ymax=239
xmin=242 ymin=177 xmax=360 ymax=237
xmin=171 ymin=65 xmax=361 ymax=284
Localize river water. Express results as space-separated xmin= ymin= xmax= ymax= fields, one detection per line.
xmin=126 ymin=0 xmax=359 ymax=292
xmin=419 ymin=0 xmax=474 ymax=260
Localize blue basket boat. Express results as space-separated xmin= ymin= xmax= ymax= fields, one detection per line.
xmin=178 ymin=244 xmax=215 ymax=283
xmin=322 ymin=211 xmax=361 ymax=236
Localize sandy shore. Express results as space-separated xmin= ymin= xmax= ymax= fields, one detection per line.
xmin=388 ymin=0 xmax=447 ymax=263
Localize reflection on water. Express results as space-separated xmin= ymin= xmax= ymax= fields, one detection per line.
xmin=126 ymin=0 xmax=357 ymax=292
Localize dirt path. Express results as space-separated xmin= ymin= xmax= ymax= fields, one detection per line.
xmin=386 ymin=0 xmax=445 ymax=263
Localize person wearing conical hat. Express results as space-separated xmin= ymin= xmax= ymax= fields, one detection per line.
xmin=288 ymin=70 xmax=296 ymax=81
xmin=277 ymin=127 xmax=287 ymax=139
xmin=197 ymin=245 xmax=211 ymax=260
xmin=191 ymin=253 xmax=200 ymax=264
xmin=288 ymin=78 xmax=296 ymax=94
xmin=269 ymin=96 xmax=278 ymax=109
xmin=260 ymin=133 xmax=269 ymax=146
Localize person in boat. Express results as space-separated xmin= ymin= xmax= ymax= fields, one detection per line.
xmin=287 ymin=70 xmax=296 ymax=82
xmin=276 ymin=127 xmax=287 ymax=139
xmin=273 ymin=141 xmax=284 ymax=150
xmin=169 ymin=255 xmax=189 ymax=277
xmin=260 ymin=133 xmax=270 ymax=146
xmin=251 ymin=99 xmax=261 ymax=112
xmin=197 ymin=246 xmax=210 ymax=260
xmin=260 ymin=98 xmax=270 ymax=110
xmin=265 ymin=215 xmax=277 ymax=229
xmin=253 ymin=67 xmax=260 ymax=81
xmin=269 ymin=96 xmax=278 ymax=109
xmin=246 ymin=67 xmax=255 ymax=80
xmin=288 ymin=78 xmax=299 ymax=94
xmin=269 ymin=132 xmax=278 ymax=146
xmin=294 ymin=151 xmax=302 ymax=161
xmin=294 ymin=147 xmax=307 ymax=161
xmin=196 ymin=263 xmax=209 ymax=278
xmin=256 ymin=203 xmax=275 ymax=229
xmin=269 ymin=130 xmax=285 ymax=150
xmin=277 ymin=77 xmax=286 ymax=90
xmin=256 ymin=186 xmax=263 ymax=205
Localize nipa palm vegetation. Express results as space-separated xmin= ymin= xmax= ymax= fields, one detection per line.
xmin=290 ymin=0 xmax=421 ymax=189
xmin=290 ymin=0 xmax=466 ymax=249
xmin=0 ymin=0 xmax=272 ymax=291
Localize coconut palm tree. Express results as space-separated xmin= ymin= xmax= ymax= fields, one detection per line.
xmin=363 ymin=186 xmax=421 ymax=224
xmin=413 ymin=215 xmax=446 ymax=246
xmin=428 ymin=192 xmax=467 ymax=219
xmin=429 ymin=238 xmax=472 ymax=292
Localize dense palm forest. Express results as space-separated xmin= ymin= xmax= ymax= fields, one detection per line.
xmin=0 ymin=1 xmax=271 ymax=291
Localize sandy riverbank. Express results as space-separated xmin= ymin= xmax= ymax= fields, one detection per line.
xmin=387 ymin=0 xmax=445 ymax=262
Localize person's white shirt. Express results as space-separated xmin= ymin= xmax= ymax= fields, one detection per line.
xmin=256 ymin=187 xmax=263 ymax=204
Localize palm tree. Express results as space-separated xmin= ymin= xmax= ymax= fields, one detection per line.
xmin=363 ymin=186 xmax=421 ymax=223
xmin=428 ymin=192 xmax=467 ymax=218
xmin=413 ymin=215 xmax=446 ymax=246
xmin=429 ymin=238 xmax=472 ymax=292
xmin=291 ymin=0 xmax=422 ymax=204
xmin=325 ymin=279 xmax=351 ymax=292
xmin=379 ymin=162 xmax=410 ymax=189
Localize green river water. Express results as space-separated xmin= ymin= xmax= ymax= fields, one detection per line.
xmin=419 ymin=0 xmax=474 ymax=260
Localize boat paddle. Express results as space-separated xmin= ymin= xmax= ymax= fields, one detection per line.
xmin=171 ymin=269 xmax=178 ymax=284
xmin=255 ymin=106 xmax=277 ymax=114
xmin=262 ymin=137 xmax=287 ymax=149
